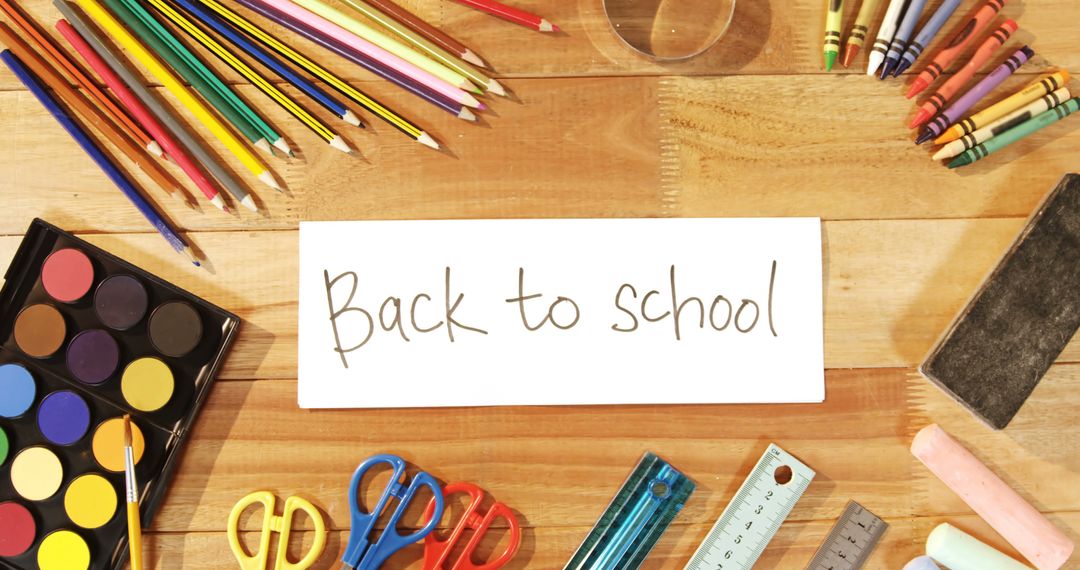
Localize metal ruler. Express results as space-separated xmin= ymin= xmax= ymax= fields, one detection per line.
xmin=805 ymin=501 xmax=888 ymax=570
xmin=684 ymin=444 xmax=815 ymax=570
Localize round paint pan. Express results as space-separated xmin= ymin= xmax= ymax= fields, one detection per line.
xmin=91 ymin=417 xmax=146 ymax=472
xmin=37 ymin=529 xmax=91 ymax=570
xmin=13 ymin=304 xmax=66 ymax=359
xmin=0 ymin=501 xmax=36 ymax=557
xmin=94 ymin=275 xmax=149 ymax=331
xmin=64 ymin=473 xmax=118 ymax=529
xmin=41 ymin=248 xmax=94 ymax=303
xmin=148 ymin=300 xmax=203 ymax=357
xmin=121 ymin=357 xmax=174 ymax=412
xmin=37 ymin=390 xmax=91 ymax=445
xmin=10 ymin=446 xmax=63 ymax=501
xmin=66 ymin=329 xmax=120 ymax=385
xmin=0 ymin=363 xmax=36 ymax=418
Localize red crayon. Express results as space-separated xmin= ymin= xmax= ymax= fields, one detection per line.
xmin=907 ymin=0 xmax=1006 ymax=99
xmin=909 ymin=19 xmax=1016 ymax=129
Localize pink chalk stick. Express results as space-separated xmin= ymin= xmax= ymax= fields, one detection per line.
xmin=911 ymin=424 xmax=1074 ymax=570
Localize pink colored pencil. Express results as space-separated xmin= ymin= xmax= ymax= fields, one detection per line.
xmin=450 ymin=0 xmax=557 ymax=32
xmin=56 ymin=18 xmax=228 ymax=213
xmin=248 ymin=0 xmax=480 ymax=108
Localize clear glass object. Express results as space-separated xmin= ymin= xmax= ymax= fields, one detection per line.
xmin=603 ymin=0 xmax=737 ymax=61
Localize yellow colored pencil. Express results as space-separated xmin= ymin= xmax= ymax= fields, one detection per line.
xmin=73 ymin=0 xmax=283 ymax=200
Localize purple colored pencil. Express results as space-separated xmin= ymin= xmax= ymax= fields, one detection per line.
xmin=232 ymin=0 xmax=470 ymax=118
xmin=917 ymin=46 xmax=1034 ymax=144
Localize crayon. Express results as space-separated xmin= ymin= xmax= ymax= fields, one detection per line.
xmin=841 ymin=0 xmax=882 ymax=68
xmin=936 ymin=71 xmax=1071 ymax=144
xmin=933 ymin=87 xmax=1071 ymax=160
xmin=894 ymin=0 xmax=963 ymax=77
xmin=881 ymin=0 xmax=926 ymax=78
xmin=907 ymin=0 xmax=1007 ymax=98
xmin=926 ymin=524 xmax=1031 ymax=570
xmin=948 ymin=98 xmax=1080 ymax=168
xmin=867 ymin=0 xmax=908 ymax=76
xmin=824 ymin=0 xmax=844 ymax=71
xmin=909 ymin=19 xmax=1016 ymax=129
xmin=917 ymin=46 xmax=1033 ymax=144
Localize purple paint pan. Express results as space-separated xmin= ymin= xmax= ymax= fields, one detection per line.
xmin=66 ymin=329 xmax=120 ymax=385
xmin=37 ymin=390 xmax=90 ymax=445
xmin=94 ymin=275 xmax=149 ymax=331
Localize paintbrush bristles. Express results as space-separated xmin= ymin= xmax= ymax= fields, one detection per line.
xmin=123 ymin=414 xmax=132 ymax=447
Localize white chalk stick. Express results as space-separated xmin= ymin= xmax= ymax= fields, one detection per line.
xmin=927 ymin=523 xmax=1032 ymax=570
xmin=911 ymin=424 xmax=1074 ymax=570
xmin=903 ymin=555 xmax=942 ymax=570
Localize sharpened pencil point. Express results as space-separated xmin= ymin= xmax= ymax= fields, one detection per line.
xmin=146 ymin=139 xmax=164 ymax=159
xmin=241 ymin=194 xmax=259 ymax=212
xmin=461 ymin=79 xmax=482 ymax=94
xmin=272 ymin=137 xmax=291 ymax=155
xmin=257 ymin=170 xmax=284 ymax=193
xmin=342 ymin=109 xmax=362 ymax=127
xmin=417 ymin=132 xmax=439 ymax=150
xmin=209 ymin=193 xmax=227 ymax=213
xmin=460 ymin=92 xmax=482 ymax=109
xmin=487 ymin=78 xmax=506 ymax=97
xmin=458 ymin=107 xmax=476 ymax=121
xmin=254 ymin=137 xmax=274 ymax=156
xmin=329 ymin=135 xmax=352 ymax=154
xmin=462 ymin=49 xmax=486 ymax=68
xmin=181 ymin=246 xmax=201 ymax=267
xmin=538 ymin=20 xmax=557 ymax=32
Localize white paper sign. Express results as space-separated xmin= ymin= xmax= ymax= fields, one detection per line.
xmin=298 ymin=219 xmax=824 ymax=408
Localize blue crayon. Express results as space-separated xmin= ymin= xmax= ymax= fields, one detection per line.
xmin=881 ymin=0 xmax=927 ymax=78
xmin=893 ymin=0 xmax=963 ymax=77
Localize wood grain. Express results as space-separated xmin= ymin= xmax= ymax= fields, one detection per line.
xmin=2 ymin=0 xmax=1080 ymax=568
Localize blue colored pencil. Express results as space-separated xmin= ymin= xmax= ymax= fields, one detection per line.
xmin=1 ymin=49 xmax=200 ymax=267
xmin=166 ymin=0 xmax=361 ymax=127
xmin=894 ymin=0 xmax=963 ymax=77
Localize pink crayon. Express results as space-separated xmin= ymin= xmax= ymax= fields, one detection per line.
xmin=911 ymin=424 xmax=1074 ymax=570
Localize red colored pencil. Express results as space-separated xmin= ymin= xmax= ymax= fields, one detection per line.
xmin=449 ymin=0 xmax=558 ymax=32
xmin=56 ymin=19 xmax=228 ymax=213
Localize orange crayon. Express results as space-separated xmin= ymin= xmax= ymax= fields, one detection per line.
xmin=909 ymin=19 xmax=1016 ymax=129
xmin=906 ymin=0 xmax=1006 ymax=99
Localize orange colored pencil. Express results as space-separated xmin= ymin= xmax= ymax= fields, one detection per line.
xmin=0 ymin=21 xmax=192 ymax=207
xmin=0 ymin=0 xmax=163 ymax=157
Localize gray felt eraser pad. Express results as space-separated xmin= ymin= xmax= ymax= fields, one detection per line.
xmin=920 ymin=173 xmax=1080 ymax=430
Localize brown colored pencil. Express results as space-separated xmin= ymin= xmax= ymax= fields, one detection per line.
xmin=0 ymin=21 xmax=193 ymax=208
xmin=362 ymin=0 xmax=486 ymax=67
xmin=0 ymin=0 xmax=163 ymax=157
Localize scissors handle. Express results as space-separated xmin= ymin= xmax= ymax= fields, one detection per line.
xmin=344 ymin=454 xmax=446 ymax=570
xmin=227 ymin=491 xmax=327 ymax=570
xmin=422 ymin=483 xmax=522 ymax=570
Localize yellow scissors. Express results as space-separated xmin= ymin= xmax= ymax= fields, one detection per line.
xmin=228 ymin=491 xmax=327 ymax=570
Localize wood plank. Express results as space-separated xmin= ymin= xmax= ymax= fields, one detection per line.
xmin=142 ymin=512 xmax=1080 ymax=569
xmin=4 ymin=0 xmax=1079 ymax=86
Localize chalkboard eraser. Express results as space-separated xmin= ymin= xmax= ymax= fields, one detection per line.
xmin=920 ymin=173 xmax=1080 ymax=429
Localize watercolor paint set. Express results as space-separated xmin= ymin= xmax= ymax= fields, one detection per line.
xmin=0 ymin=219 xmax=238 ymax=569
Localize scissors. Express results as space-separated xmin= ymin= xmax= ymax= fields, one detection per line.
xmin=342 ymin=454 xmax=445 ymax=570
xmin=227 ymin=491 xmax=327 ymax=570
xmin=422 ymin=482 xmax=522 ymax=570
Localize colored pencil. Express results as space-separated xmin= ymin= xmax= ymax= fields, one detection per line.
xmin=932 ymin=87 xmax=1072 ymax=160
xmin=292 ymin=0 xmax=478 ymax=94
xmin=910 ymin=19 xmax=1016 ymax=129
xmin=880 ymin=0 xmax=926 ymax=78
xmin=240 ymin=0 xmax=481 ymax=117
xmin=362 ymin=0 xmax=485 ymax=67
xmin=907 ymin=0 xmax=1007 ymax=99
xmin=893 ymin=0 xmax=962 ymax=77
xmin=75 ymin=0 xmax=282 ymax=201
xmin=55 ymin=0 xmax=256 ymax=211
xmin=335 ymin=0 xmax=503 ymax=94
xmin=917 ymin=45 xmax=1033 ymax=144
xmin=935 ymin=70 xmax=1071 ymax=144
xmin=450 ymin=0 xmax=558 ymax=32
xmin=122 ymin=415 xmax=144 ymax=570
xmin=99 ymin=0 xmax=277 ymax=156
xmin=0 ymin=22 xmax=193 ymax=209
xmin=249 ymin=0 xmax=481 ymax=109
xmin=823 ymin=0 xmax=844 ymax=72
xmin=948 ymin=97 xmax=1080 ymax=168
xmin=56 ymin=18 xmax=228 ymax=213
xmin=171 ymin=0 xmax=360 ymax=128
xmin=191 ymin=0 xmax=439 ymax=146
xmin=1 ymin=49 xmax=199 ymax=265
xmin=866 ymin=0 xmax=907 ymax=76
xmin=150 ymin=0 xmax=353 ymax=154
xmin=114 ymin=0 xmax=287 ymax=155
xmin=0 ymin=0 xmax=161 ymax=158
xmin=841 ymin=0 xmax=883 ymax=68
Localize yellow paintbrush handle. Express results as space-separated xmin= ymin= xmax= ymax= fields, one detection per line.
xmin=128 ymin=502 xmax=143 ymax=570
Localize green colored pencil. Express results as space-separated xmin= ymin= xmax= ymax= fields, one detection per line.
xmin=949 ymin=98 xmax=1080 ymax=168
xmin=102 ymin=0 xmax=283 ymax=154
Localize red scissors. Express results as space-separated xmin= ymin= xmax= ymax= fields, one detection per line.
xmin=421 ymin=482 xmax=522 ymax=570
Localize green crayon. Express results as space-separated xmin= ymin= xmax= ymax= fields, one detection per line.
xmin=824 ymin=0 xmax=844 ymax=71
xmin=949 ymin=98 xmax=1080 ymax=168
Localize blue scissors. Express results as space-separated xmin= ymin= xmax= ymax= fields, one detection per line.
xmin=342 ymin=454 xmax=445 ymax=570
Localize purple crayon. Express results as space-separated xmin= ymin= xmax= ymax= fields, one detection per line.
xmin=917 ymin=46 xmax=1034 ymax=145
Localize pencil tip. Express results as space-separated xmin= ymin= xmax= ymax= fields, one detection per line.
xmin=147 ymin=140 xmax=164 ymax=158
xmin=329 ymin=135 xmax=352 ymax=154
xmin=487 ymin=78 xmax=506 ymax=97
xmin=272 ymin=137 xmax=292 ymax=155
xmin=254 ymin=138 xmax=274 ymax=156
xmin=241 ymin=194 xmax=260 ymax=212
xmin=342 ymin=109 xmax=363 ymax=127
xmin=417 ymin=132 xmax=440 ymax=150
xmin=459 ymin=107 xmax=476 ymax=121
xmin=461 ymin=92 xmax=482 ymax=109
xmin=462 ymin=50 xmax=486 ymax=68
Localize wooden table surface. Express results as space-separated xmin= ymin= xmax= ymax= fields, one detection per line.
xmin=2 ymin=0 xmax=1080 ymax=568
